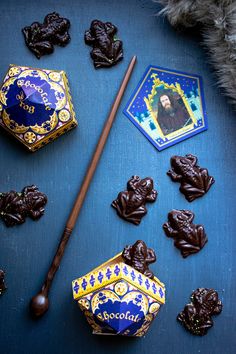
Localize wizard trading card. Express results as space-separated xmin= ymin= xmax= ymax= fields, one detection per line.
xmin=124 ymin=65 xmax=207 ymax=151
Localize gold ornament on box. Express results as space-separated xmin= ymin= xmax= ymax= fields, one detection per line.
xmin=0 ymin=64 xmax=78 ymax=151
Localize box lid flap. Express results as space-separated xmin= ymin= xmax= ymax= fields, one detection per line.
xmin=72 ymin=253 xmax=165 ymax=304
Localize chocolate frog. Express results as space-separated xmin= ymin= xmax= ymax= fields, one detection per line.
xmin=122 ymin=240 xmax=156 ymax=279
xmin=163 ymin=209 xmax=207 ymax=258
xmin=177 ymin=288 xmax=222 ymax=336
xmin=111 ymin=176 xmax=157 ymax=225
xmin=167 ymin=154 xmax=215 ymax=202
xmin=84 ymin=19 xmax=123 ymax=68
xmin=0 ymin=185 xmax=47 ymax=227
xmin=22 ymin=12 xmax=71 ymax=59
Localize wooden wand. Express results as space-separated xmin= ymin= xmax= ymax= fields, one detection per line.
xmin=30 ymin=56 xmax=137 ymax=317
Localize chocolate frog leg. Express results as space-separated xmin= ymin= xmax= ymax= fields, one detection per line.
xmin=146 ymin=248 xmax=156 ymax=264
xmin=104 ymin=22 xmax=117 ymax=36
xmin=32 ymin=41 xmax=54 ymax=58
xmin=84 ymin=30 xmax=95 ymax=45
xmin=180 ymin=182 xmax=206 ymax=202
xmin=54 ymin=32 xmax=70 ymax=46
xmin=91 ymin=40 xmax=123 ymax=67
xmin=111 ymin=40 xmax=123 ymax=62
xmin=163 ymin=222 xmax=178 ymax=238
xmin=167 ymin=169 xmax=182 ymax=182
xmin=178 ymin=303 xmax=196 ymax=324
xmin=195 ymin=224 xmax=208 ymax=248
xmin=104 ymin=22 xmax=123 ymax=61
xmin=181 ymin=209 xmax=194 ymax=223
xmin=91 ymin=47 xmax=115 ymax=67
xmin=185 ymin=154 xmax=197 ymax=166
xmin=124 ymin=205 xmax=147 ymax=225
xmin=143 ymin=248 xmax=156 ymax=278
xmin=145 ymin=190 xmax=158 ymax=202
xmin=122 ymin=245 xmax=132 ymax=262
xmin=127 ymin=176 xmax=140 ymax=191
xmin=174 ymin=239 xmax=201 ymax=258
xmin=144 ymin=268 xmax=154 ymax=278
xmin=111 ymin=191 xmax=128 ymax=214
xmin=199 ymin=168 xmax=215 ymax=192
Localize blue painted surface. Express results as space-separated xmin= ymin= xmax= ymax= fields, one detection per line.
xmin=0 ymin=0 xmax=235 ymax=353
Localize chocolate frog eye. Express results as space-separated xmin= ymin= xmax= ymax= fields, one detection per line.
xmin=176 ymin=214 xmax=183 ymax=221
xmin=180 ymin=158 xmax=188 ymax=165
xmin=141 ymin=180 xmax=147 ymax=187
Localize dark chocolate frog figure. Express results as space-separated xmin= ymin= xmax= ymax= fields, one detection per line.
xmin=84 ymin=19 xmax=123 ymax=68
xmin=163 ymin=209 xmax=207 ymax=258
xmin=22 ymin=12 xmax=71 ymax=59
xmin=177 ymin=288 xmax=222 ymax=336
xmin=112 ymin=176 xmax=157 ymax=225
xmin=0 ymin=185 xmax=47 ymax=227
xmin=167 ymin=154 xmax=215 ymax=202
xmin=0 ymin=269 xmax=7 ymax=295
xmin=122 ymin=240 xmax=156 ymax=279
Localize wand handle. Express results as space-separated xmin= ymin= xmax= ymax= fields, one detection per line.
xmin=41 ymin=227 xmax=72 ymax=296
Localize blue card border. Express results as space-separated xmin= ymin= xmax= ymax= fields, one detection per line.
xmin=123 ymin=65 xmax=208 ymax=151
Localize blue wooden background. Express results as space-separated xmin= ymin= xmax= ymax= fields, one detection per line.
xmin=0 ymin=0 xmax=235 ymax=353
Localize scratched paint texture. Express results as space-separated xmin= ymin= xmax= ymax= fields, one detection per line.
xmin=0 ymin=1 xmax=235 ymax=353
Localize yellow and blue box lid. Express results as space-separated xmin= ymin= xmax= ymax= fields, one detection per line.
xmin=72 ymin=253 xmax=165 ymax=336
xmin=0 ymin=64 xmax=77 ymax=151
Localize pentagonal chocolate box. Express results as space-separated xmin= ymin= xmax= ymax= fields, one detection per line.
xmin=72 ymin=253 xmax=165 ymax=337
xmin=0 ymin=65 xmax=77 ymax=151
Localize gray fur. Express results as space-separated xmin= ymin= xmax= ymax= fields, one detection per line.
xmin=156 ymin=0 xmax=236 ymax=107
